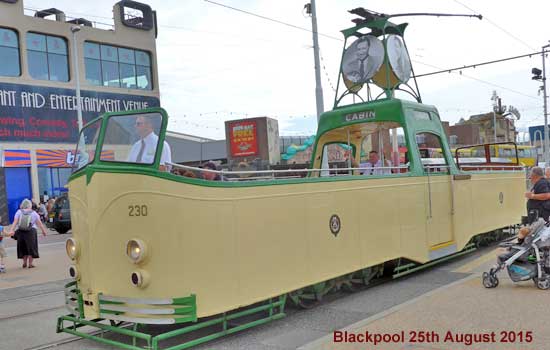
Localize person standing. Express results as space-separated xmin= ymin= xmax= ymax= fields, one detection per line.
xmin=0 ymin=217 xmax=14 ymax=273
xmin=9 ymin=199 xmax=47 ymax=268
xmin=524 ymin=167 xmax=550 ymax=221
xmin=127 ymin=115 xmax=172 ymax=171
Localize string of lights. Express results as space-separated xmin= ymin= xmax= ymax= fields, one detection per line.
xmin=319 ymin=49 xmax=336 ymax=92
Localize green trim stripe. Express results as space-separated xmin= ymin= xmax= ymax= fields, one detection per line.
xmin=98 ymin=293 xmax=197 ymax=324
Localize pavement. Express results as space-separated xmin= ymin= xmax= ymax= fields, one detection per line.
xmin=0 ymin=228 xmax=71 ymax=290
xmin=298 ymin=248 xmax=549 ymax=350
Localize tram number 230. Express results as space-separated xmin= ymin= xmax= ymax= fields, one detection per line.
xmin=128 ymin=204 xmax=148 ymax=217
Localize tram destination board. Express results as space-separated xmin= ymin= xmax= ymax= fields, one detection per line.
xmin=0 ymin=81 xmax=160 ymax=142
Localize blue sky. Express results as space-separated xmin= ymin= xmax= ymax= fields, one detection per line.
xmin=28 ymin=0 xmax=550 ymax=139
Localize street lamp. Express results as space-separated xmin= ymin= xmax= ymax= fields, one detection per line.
xmin=71 ymin=25 xmax=83 ymax=131
xmin=491 ymin=91 xmax=499 ymax=142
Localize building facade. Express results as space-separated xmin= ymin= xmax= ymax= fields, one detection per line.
xmin=0 ymin=0 xmax=160 ymax=220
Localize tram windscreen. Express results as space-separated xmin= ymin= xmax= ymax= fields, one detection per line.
xmin=73 ymin=119 xmax=101 ymax=172
xmin=100 ymin=112 xmax=163 ymax=165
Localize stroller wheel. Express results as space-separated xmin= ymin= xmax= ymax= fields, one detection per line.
xmin=534 ymin=278 xmax=550 ymax=290
xmin=482 ymin=272 xmax=499 ymax=288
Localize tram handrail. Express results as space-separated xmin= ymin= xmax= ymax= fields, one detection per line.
xmin=459 ymin=165 xmax=525 ymax=170
xmin=167 ymin=162 xmax=523 ymax=182
xmin=167 ymin=162 xmax=411 ymax=180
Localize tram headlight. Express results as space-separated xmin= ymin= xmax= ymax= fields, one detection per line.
xmin=66 ymin=238 xmax=79 ymax=260
xmin=130 ymin=269 xmax=150 ymax=288
xmin=69 ymin=265 xmax=80 ymax=280
xmin=126 ymin=239 xmax=148 ymax=264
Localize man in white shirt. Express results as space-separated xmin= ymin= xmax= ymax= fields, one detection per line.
xmin=127 ymin=115 xmax=172 ymax=171
xmin=360 ymin=151 xmax=391 ymax=176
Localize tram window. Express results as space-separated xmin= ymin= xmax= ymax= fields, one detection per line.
xmin=26 ymin=33 xmax=68 ymax=82
xmin=359 ymin=124 xmax=408 ymax=175
xmin=500 ymin=148 xmax=513 ymax=157
xmin=415 ymin=132 xmax=450 ymax=174
xmin=100 ymin=113 xmax=163 ymax=165
xmin=0 ymin=27 xmax=20 ymax=77
xmin=84 ymin=41 xmax=152 ymax=90
xmin=73 ymin=119 xmax=101 ymax=172
xmin=314 ymin=122 xmax=408 ymax=177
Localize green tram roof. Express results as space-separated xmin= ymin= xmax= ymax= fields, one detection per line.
xmin=316 ymin=98 xmax=442 ymax=138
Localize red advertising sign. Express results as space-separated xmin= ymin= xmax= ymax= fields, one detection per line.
xmin=229 ymin=121 xmax=258 ymax=157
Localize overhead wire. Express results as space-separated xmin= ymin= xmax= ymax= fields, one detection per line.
xmin=451 ymin=0 xmax=537 ymax=52
xmin=414 ymin=51 xmax=543 ymax=78
xmin=202 ymin=0 xmax=342 ymax=41
xmin=413 ymin=60 xmax=540 ymax=100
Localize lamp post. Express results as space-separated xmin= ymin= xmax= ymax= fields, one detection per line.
xmin=71 ymin=25 xmax=83 ymax=131
xmin=491 ymin=91 xmax=498 ymax=142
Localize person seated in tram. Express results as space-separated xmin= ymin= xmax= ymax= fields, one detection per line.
xmin=524 ymin=166 xmax=550 ymax=223
xmin=359 ymin=151 xmax=392 ymax=176
xmin=201 ymin=161 xmax=221 ymax=181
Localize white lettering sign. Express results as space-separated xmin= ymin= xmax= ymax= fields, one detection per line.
xmin=344 ymin=110 xmax=376 ymax=122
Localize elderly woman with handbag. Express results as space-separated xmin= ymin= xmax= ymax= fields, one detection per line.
xmin=9 ymin=199 xmax=47 ymax=268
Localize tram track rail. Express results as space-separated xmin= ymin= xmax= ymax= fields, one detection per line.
xmin=0 ymin=289 xmax=64 ymax=304
xmin=0 ymin=304 xmax=65 ymax=322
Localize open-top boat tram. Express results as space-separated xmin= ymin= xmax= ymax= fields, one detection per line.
xmin=57 ymin=8 xmax=525 ymax=350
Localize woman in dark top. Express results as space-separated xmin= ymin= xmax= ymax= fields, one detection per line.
xmin=525 ymin=167 xmax=550 ymax=221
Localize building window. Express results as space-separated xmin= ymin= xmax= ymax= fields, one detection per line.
xmin=26 ymin=33 xmax=69 ymax=82
xmin=84 ymin=42 xmax=152 ymax=90
xmin=0 ymin=27 xmax=20 ymax=77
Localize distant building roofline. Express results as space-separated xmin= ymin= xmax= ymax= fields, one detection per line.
xmin=166 ymin=130 xmax=217 ymax=142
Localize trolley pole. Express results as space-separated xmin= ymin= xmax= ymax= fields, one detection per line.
xmin=306 ymin=0 xmax=324 ymax=121
xmin=542 ymin=43 xmax=550 ymax=165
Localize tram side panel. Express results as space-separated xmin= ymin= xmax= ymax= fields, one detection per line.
xmin=467 ymin=173 xmax=525 ymax=237
xmin=304 ymin=183 xmax=362 ymax=282
xmin=452 ymin=177 xmax=475 ymax=250
xmin=234 ymin=189 xmax=311 ymax=308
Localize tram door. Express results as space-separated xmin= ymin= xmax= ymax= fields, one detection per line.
xmin=417 ymin=133 xmax=455 ymax=249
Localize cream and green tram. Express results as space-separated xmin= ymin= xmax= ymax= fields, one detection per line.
xmin=58 ymin=100 xmax=524 ymax=349
xmin=57 ymin=9 xmax=525 ymax=350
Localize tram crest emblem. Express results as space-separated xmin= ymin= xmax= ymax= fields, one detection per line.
xmin=329 ymin=214 xmax=341 ymax=236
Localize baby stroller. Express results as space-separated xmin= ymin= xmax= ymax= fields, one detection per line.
xmin=482 ymin=213 xmax=550 ymax=290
